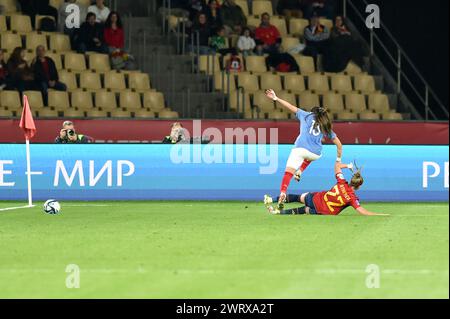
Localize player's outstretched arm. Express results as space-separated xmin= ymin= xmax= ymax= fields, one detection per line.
xmin=356 ymin=207 xmax=390 ymax=216
xmin=265 ymin=89 xmax=299 ymax=113
xmin=334 ymin=162 xmax=352 ymax=175
xmin=332 ymin=137 xmax=343 ymax=161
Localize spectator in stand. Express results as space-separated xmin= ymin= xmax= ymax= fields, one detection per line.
xmin=18 ymin=0 xmax=58 ymax=26
xmin=330 ymin=15 xmax=351 ymax=38
xmin=205 ymin=0 xmax=222 ymax=30
xmin=220 ymin=0 xmax=247 ymax=36
xmin=255 ymin=13 xmax=281 ymax=56
xmin=6 ymin=47 xmax=40 ymax=94
xmin=88 ymin=0 xmax=110 ymax=24
xmin=188 ymin=13 xmax=213 ymax=55
xmin=303 ymin=15 xmax=330 ymax=59
xmin=188 ymin=0 xmax=208 ymax=22
xmin=0 ymin=49 xmax=7 ymax=90
xmin=323 ymin=15 xmax=365 ymax=72
xmin=58 ymin=0 xmax=88 ymax=35
xmin=32 ymin=45 xmax=67 ymax=104
xmin=237 ymin=28 xmax=256 ymax=57
xmin=303 ymin=0 xmax=334 ymax=19
xmin=277 ymin=0 xmax=304 ymax=19
xmin=104 ymin=11 xmax=125 ymax=51
xmin=77 ymin=12 xmax=108 ymax=53
xmin=210 ymin=26 xmax=235 ymax=55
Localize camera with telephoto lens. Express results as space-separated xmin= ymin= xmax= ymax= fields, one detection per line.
xmin=63 ymin=129 xmax=76 ymax=141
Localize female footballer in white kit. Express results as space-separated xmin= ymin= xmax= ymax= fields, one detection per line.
xmin=264 ymin=89 xmax=343 ymax=209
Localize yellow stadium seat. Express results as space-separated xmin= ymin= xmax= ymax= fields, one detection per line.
xmin=89 ymin=53 xmax=111 ymax=72
xmin=237 ymin=72 xmax=259 ymax=92
xmin=281 ymin=37 xmax=300 ymax=52
xmin=235 ymin=0 xmax=249 ymax=16
xmin=271 ymin=17 xmax=288 ymax=36
xmin=95 ymin=90 xmax=118 ymax=110
xmin=214 ymin=72 xmax=236 ymax=92
xmin=110 ymin=110 xmax=132 ymax=118
xmin=260 ymin=73 xmax=282 ymax=91
xmin=336 ymin=112 xmax=358 ymax=121
xmin=76 ymin=0 xmax=91 ymax=6
xmin=35 ymin=15 xmax=55 ymax=30
xmin=354 ymin=74 xmax=376 ymax=93
xmin=319 ymin=18 xmax=333 ymax=31
xmin=129 ymin=72 xmax=151 ymax=92
xmin=134 ymin=109 xmax=156 ymax=119
xmin=80 ymin=71 xmax=102 ymax=90
xmin=246 ymin=16 xmax=261 ymax=29
xmin=64 ymin=53 xmax=87 ymax=72
xmin=48 ymin=91 xmax=70 ymax=109
xmin=0 ymin=108 xmax=13 ymax=117
xmin=120 ymin=91 xmax=142 ymax=110
xmin=0 ymin=15 xmax=7 ymax=32
xmin=252 ymin=0 xmax=273 ymax=16
xmin=308 ymin=73 xmax=329 ymax=93
xmin=49 ymin=0 xmax=63 ymax=9
xmin=322 ymin=93 xmax=344 ymax=113
xmin=37 ymin=109 xmax=59 ymax=118
xmin=382 ymin=112 xmax=403 ymax=120
xmin=277 ymin=91 xmax=297 ymax=107
xmin=245 ymin=55 xmax=267 ymax=73
xmin=104 ymin=71 xmax=126 ymax=91
xmin=368 ymin=93 xmax=390 ymax=113
xmin=23 ymin=91 xmax=45 ymax=108
xmin=0 ymin=90 xmax=21 ymax=108
xmin=158 ymin=110 xmax=179 ymax=119
xmin=268 ymin=110 xmax=289 ymax=120
xmin=295 ymin=55 xmax=315 ymax=74
xmin=345 ymin=61 xmax=362 ymax=74
xmin=26 ymin=33 xmax=48 ymax=51
xmin=253 ymin=90 xmax=275 ymax=112
xmin=0 ymin=0 xmax=18 ymax=13
xmin=229 ymin=91 xmax=251 ymax=112
xmin=283 ymin=74 xmax=306 ymax=92
xmin=298 ymin=92 xmax=320 ymax=110
xmin=86 ymin=109 xmax=108 ymax=118
xmin=359 ymin=112 xmax=380 ymax=120
xmin=50 ymin=34 xmax=71 ymax=52
xmin=345 ymin=93 xmax=367 ymax=112
xmin=143 ymin=91 xmax=165 ymax=111
xmin=10 ymin=15 xmax=32 ymax=33
xmin=331 ymin=74 xmax=352 ymax=93
xmin=46 ymin=52 xmax=62 ymax=69
xmin=1 ymin=33 xmax=22 ymax=51
xmin=58 ymin=70 xmax=78 ymax=90
xmin=71 ymin=90 xmax=93 ymax=109
xmin=198 ymin=55 xmax=220 ymax=75
xmin=63 ymin=109 xmax=85 ymax=118
xmin=22 ymin=51 xmax=36 ymax=64
xmin=289 ymin=18 xmax=309 ymax=37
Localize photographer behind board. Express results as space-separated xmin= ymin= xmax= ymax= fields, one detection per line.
xmin=55 ymin=121 xmax=92 ymax=144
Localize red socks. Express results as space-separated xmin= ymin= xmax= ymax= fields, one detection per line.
xmin=280 ymin=171 xmax=294 ymax=193
xmin=300 ymin=160 xmax=312 ymax=173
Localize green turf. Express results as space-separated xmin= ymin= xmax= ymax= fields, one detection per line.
xmin=0 ymin=201 xmax=448 ymax=299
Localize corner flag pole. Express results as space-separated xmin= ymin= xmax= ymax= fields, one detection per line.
xmin=19 ymin=95 xmax=37 ymax=208
xmin=25 ymin=138 xmax=33 ymax=207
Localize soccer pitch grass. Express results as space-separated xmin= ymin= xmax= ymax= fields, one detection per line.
xmin=0 ymin=201 xmax=448 ymax=299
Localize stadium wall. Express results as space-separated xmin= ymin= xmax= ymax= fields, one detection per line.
xmin=0 ymin=144 xmax=448 ymax=202
xmin=0 ymin=120 xmax=448 ymax=144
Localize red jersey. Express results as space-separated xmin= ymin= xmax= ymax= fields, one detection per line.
xmin=312 ymin=173 xmax=361 ymax=215
xmin=104 ymin=27 xmax=125 ymax=49
xmin=255 ymin=25 xmax=281 ymax=46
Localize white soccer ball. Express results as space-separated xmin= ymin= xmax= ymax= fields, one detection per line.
xmin=43 ymin=200 xmax=61 ymax=215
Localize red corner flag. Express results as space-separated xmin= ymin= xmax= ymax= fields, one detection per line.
xmin=19 ymin=95 xmax=37 ymax=140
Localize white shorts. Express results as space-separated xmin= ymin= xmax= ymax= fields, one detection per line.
xmin=286 ymin=147 xmax=321 ymax=170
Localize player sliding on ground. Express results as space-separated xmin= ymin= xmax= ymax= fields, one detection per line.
xmin=264 ymin=89 xmax=343 ymax=210
xmin=264 ymin=161 xmax=388 ymax=216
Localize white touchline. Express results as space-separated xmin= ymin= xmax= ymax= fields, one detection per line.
xmin=0 ymin=205 xmax=35 ymax=212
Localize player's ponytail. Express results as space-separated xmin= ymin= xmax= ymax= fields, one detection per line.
xmin=350 ymin=161 xmax=364 ymax=190
xmin=311 ymin=106 xmax=333 ymax=137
